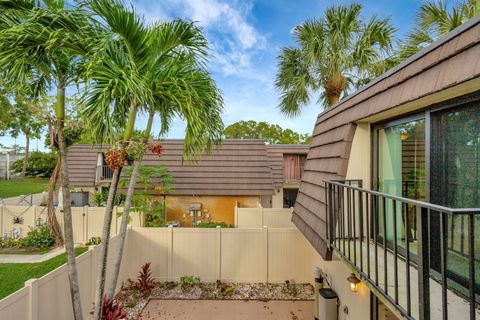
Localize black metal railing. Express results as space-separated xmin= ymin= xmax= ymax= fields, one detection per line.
xmin=325 ymin=179 xmax=480 ymax=320
xmin=96 ymin=165 xmax=113 ymax=180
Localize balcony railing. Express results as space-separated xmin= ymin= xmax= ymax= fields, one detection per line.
xmin=96 ymin=165 xmax=113 ymax=181
xmin=325 ymin=180 xmax=480 ymax=320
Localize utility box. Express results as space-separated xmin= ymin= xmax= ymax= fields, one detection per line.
xmin=318 ymin=288 xmax=338 ymax=320
xmin=70 ymin=191 xmax=89 ymax=207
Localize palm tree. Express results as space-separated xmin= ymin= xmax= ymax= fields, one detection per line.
xmin=80 ymin=1 xmax=223 ymax=318
xmin=0 ymin=2 xmax=94 ymax=318
xmin=106 ymin=58 xmax=224 ymax=300
xmin=275 ymin=3 xmax=396 ymax=115
xmin=398 ymin=0 xmax=480 ymax=60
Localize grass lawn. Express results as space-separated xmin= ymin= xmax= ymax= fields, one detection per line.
xmin=0 ymin=247 xmax=88 ymax=299
xmin=0 ymin=177 xmax=49 ymax=199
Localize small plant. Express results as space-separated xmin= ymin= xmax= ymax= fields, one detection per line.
xmin=105 ymin=147 xmax=126 ymax=171
xmin=283 ymin=279 xmax=298 ymax=295
xmin=180 ymin=275 xmax=200 ymax=292
xmin=216 ymin=280 xmax=234 ymax=297
xmin=125 ymin=141 xmax=146 ymax=164
xmin=86 ymin=237 xmax=102 ymax=245
xmin=19 ymin=225 xmax=56 ymax=248
xmin=135 ymin=263 xmax=156 ymax=294
xmin=196 ymin=222 xmax=233 ymax=228
xmin=101 ymin=296 xmax=127 ymax=320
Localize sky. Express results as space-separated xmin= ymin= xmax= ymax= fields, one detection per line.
xmin=0 ymin=0 xmax=461 ymax=151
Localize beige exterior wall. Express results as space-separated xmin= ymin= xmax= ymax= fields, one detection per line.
xmin=345 ymin=122 xmax=372 ymax=189
xmin=271 ymin=188 xmax=283 ymax=208
xmin=165 ymin=195 xmax=259 ymax=226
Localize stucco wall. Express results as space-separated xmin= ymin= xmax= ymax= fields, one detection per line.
xmin=345 ymin=122 xmax=372 ymax=189
xmin=165 ymin=195 xmax=260 ymax=226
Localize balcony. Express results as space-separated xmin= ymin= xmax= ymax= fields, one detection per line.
xmin=96 ymin=165 xmax=113 ymax=181
xmin=325 ymin=180 xmax=480 ymax=320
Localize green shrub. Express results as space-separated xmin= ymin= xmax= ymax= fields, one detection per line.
xmin=180 ymin=275 xmax=200 ymax=292
xmin=196 ymin=222 xmax=233 ymax=228
xmin=0 ymin=238 xmax=19 ymax=248
xmin=10 ymin=151 xmax=57 ymax=177
xmin=19 ymin=225 xmax=56 ymax=248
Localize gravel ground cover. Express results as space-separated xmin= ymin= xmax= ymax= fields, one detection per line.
xmin=116 ymin=280 xmax=314 ymax=319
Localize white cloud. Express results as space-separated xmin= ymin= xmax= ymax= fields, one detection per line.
xmin=136 ymin=0 xmax=267 ymax=78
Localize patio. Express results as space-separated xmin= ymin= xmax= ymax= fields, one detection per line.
xmin=140 ymin=299 xmax=314 ymax=320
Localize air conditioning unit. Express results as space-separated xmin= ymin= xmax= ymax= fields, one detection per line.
xmin=318 ymin=288 xmax=338 ymax=320
xmin=70 ymin=191 xmax=89 ymax=207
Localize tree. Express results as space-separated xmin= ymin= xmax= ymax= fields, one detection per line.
xmin=275 ymin=3 xmax=396 ymax=115
xmin=224 ymin=120 xmax=311 ymax=144
xmin=1 ymin=93 xmax=47 ymax=177
xmin=398 ymin=0 xmax=480 ymax=60
xmin=0 ymin=1 xmax=94 ymax=318
xmin=79 ymin=1 xmax=223 ymax=318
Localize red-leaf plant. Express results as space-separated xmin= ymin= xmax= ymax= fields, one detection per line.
xmin=147 ymin=143 xmax=163 ymax=157
xmin=105 ymin=147 xmax=126 ymax=171
xmin=102 ymin=296 xmax=127 ymax=320
xmin=135 ymin=262 xmax=156 ymax=294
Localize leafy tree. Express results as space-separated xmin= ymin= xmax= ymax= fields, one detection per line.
xmin=1 ymin=93 xmax=48 ymax=177
xmin=120 ymin=165 xmax=174 ymax=227
xmin=224 ymin=121 xmax=311 ymax=144
xmin=398 ymin=0 xmax=480 ymax=60
xmin=79 ymin=1 xmax=224 ymax=317
xmin=10 ymin=151 xmax=57 ymax=177
xmin=0 ymin=1 xmax=94 ymax=318
xmin=275 ymin=3 xmax=396 ymax=115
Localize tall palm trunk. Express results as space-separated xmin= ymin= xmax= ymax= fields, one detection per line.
xmin=47 ymin=157 xmax=64 ymax=246
xmin=56 ymin=87 xmax=83 ymax=320
xmin=21 ymin=133 xmax=29 ymax=177
xmin=93 ymin=103 xmax=138 ymax=320
xmin=107 ymin=111 xmax=154 ymax=299
xmin=323 ymin=73 xmax=345 ymax=107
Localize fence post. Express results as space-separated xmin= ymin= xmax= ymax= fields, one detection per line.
xmin=260 ymin=207 xmax=263 ymax=227
xmin=263 ymin=226 xmax=269 ymax=283
xmin=89 ymin=245 xmax=96 ymax=302
xmin=25 ymin=278 xmax=38 ymax=320
xmin=416 ymin=206 xmax=430 ymax=320
xmin=234 ymin=203 xmax=238 ymax=227
xmin=32 ymin=205 xmax=37 ymax=228
xmin=167 ymin=226 xmax=173 ymax=281
xmin=216 ymin=226 xmax=222 ymax=281
xmin=1 ymin=205 xmax=3 ymax=236
xmin=85 ymin=206 xmax=89 ymax=243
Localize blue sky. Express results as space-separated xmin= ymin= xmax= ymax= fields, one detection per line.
xmin=0 ymin=0 xmax=461 ymax=151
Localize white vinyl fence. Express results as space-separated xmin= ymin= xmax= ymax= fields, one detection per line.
xmin=0 ymin=233 xmax=132 ymax=320
xmin=0 ymin=227 xmax=322 ymax=320
xmin=235 ymin=206 xmax=295 ymax=228
xmin=0 ymin=205 xmax=142 ymax=243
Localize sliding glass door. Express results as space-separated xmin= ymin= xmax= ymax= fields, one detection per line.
xmin=376 ymin=118 xmax=426 ymax=256
xmin=430 ymin=103 xmax=480 ymax=294
xmin=374 ymin=99 xmax=480 ymax=296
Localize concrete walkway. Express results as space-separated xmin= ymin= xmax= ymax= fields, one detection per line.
xmin=0 ymin=246 xmax=66 ymax=263
xmin=0 ymin=192 xmax=46 ymax=206
xmin=141 ymin=300 xmax=314 ymax=320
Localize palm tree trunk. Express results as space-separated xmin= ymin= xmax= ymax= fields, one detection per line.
xmin=93 ymin=102 xmax=138 ymax=320
xmin=56 ymin=87 xmax=83 ymax=320
xmin=106 ymin=111 xmax=154 ymax=299
xmin=21 ymin=134 xmax=29 ymax=178
xmin=47 ymin=157 xmax=64 ymax=246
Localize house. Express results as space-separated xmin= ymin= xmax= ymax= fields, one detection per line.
xmin=66 ymin=139 xmax=308 ymax=226
xmin=293 ymin=15 xmax=480 ymax=320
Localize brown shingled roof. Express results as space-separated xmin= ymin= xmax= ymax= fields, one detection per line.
xmin=293 ymin=16 xmax=480 ymax=259
xmin=67 ymin=140 xmax=277 ymax=196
